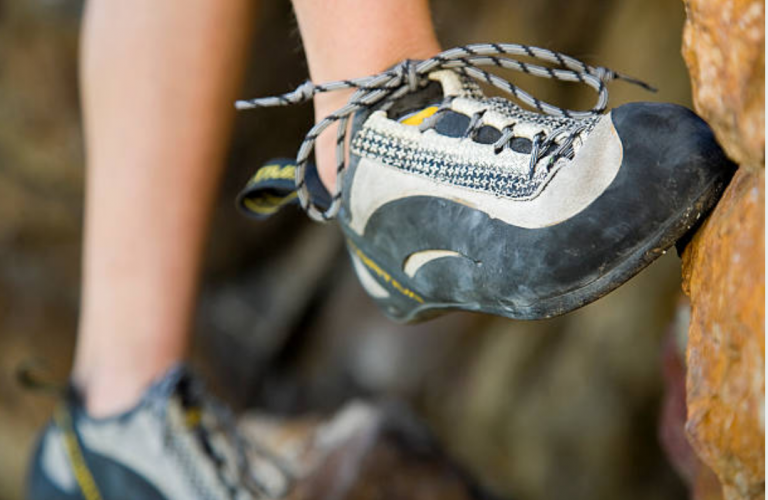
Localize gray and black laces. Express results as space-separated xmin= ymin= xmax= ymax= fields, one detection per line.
xmin=236 ymin=42 xmax=655 ymax=222
xmin=164 ymin=370 xmax=296 ymax=499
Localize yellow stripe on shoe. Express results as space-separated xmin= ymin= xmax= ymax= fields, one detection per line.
xmin=242 ymin=191 xmax=299 ymax=215
xmin=54 ymin=406 xmax=103 ymax=500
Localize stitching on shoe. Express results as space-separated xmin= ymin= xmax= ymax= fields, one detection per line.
xmin=351 ymin=118 xmax=565 ymax=201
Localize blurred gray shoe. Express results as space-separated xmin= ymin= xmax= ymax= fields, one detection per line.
xmin=26 ymin=365 xmax=294 ymax=500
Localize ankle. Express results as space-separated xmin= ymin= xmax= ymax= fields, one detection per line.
xmin=311 ymin=43 xmax=442 ymax=192
xmin=71 ymin=360 xmax=178 ymax=417
xmin=313 ymin=89 xmax=354 ymax=192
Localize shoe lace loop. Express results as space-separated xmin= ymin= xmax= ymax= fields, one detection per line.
xmin=203 ymin=399 xmax=296 ymax=499
xmin=163 ymin=373 xmax=296 ymax=499
xmin=236 ymin=43 xmax=655 ymax=222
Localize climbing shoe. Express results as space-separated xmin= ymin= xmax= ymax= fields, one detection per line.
xmin=26 ymin=365 xmax=294 ymax=500
xmin=236 ymin=43 xmax=734 ymax=322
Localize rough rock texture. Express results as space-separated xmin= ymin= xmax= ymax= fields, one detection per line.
xmin=682 ymin=0 xmax=765 ymax=169
xmin=659 ymin=302 xmax=724 ymax=500
xmin=680 ymin=0 xmax=765 ymax=498
xmin=681 ymin=168 xmax=765 ymax=500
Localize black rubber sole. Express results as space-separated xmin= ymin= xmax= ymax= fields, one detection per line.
xmin=342 ymin=172 xmax=731 ymax=323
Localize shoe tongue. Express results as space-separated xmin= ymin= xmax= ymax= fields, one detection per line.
xmin=385 ymin=69 xmax=481 ymax=124
xmin=427 ymin=69 xmax=484 ymax=99
xmin=388 ymin=70 xmax=484 ymax=124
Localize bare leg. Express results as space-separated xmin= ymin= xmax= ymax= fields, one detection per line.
xmin=72 ymin=0 xmax=438 ymax=418
xmin=292 ymin=0 xmax=441 ymax=190
xmin=72 ymin=0 xmax=255 ymax=416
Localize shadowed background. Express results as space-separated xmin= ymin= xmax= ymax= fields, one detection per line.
xmin=0 ymin=1 xmax=693 ymax=499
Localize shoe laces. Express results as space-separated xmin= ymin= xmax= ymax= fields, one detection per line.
xmin=236 ymin=43 xmax=655 ymax=222
xmin=158 ymin=369 xmax=297 ymax=499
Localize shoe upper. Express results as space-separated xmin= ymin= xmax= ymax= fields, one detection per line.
xmin=27 ymin=366 xmax=294 ymax=500
xmin=342 ymin=70 xmax=608 ymax=235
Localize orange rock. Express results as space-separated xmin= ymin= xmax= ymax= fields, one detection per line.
xmin=660 ymin=304 xmax=725 ymax=500
xmin=681 ymin=0 xmax=765 ymax=169
xmin=681 ymin=168 xmax=765 ymax=500
xmin=680 ymin=1 xmax=764 ymax=497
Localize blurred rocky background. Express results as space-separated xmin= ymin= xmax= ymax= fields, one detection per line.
xmin=0 ymin=0 xmax=761 ymax=499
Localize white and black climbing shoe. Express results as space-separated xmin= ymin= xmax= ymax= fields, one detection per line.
xmin=236 ymin=43 xmax=734 ymax=321
xmin=27 ymin=365 xmax=295 ymax=500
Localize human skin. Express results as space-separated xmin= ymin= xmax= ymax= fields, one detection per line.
xmin=294 ymin=0 xmax=441 ymax=189
xmin=72 ymin=0 xmax=256 ymax=416
xmin=72 ymin=0 xmax=440 ymax=416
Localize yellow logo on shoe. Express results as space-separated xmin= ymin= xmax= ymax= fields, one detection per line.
xmin=347 ymin=241 xmax=424 ymax=304
xmin=249 ymin=163 xmax=296 ymax=184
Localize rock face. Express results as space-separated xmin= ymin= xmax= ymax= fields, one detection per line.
xmin=681 ymin=169 xmax=765 ymax=500
xmin=680 ymin=1 xmax=765 ymax=498
xmin=682 ymin=0 xmax=765 ymax=169
xmin=659 ymin=303 xmax=724 ymax=500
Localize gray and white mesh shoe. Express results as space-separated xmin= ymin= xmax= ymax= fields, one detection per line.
xmin=237 ymin=43 xmax=734 ymax=322
xmin=26 ymin=366 xmax=295 ymax=500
